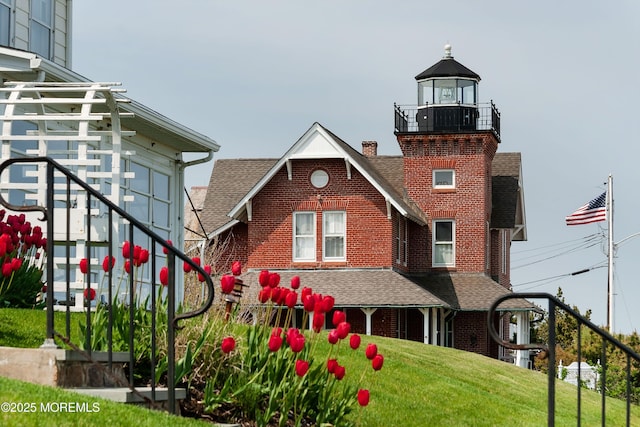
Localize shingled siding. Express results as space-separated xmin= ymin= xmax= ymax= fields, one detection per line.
xmin=246 ymin=159 xmax=394 ymax=269
xmin=397 ymin=133 xmax=499 ymax=273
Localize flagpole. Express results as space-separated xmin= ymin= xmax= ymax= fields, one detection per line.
xmin=607 ymin=174 xmax=614 ymax=332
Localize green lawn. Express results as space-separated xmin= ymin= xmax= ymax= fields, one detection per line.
xmin=1 ymin=307 xmax=639 ymax=426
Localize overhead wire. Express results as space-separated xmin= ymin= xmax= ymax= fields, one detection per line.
xmin=511 ymin=233 xmax=604 ymax=270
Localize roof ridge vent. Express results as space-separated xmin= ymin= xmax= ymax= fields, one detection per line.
xmin=443 ymin=43 xmax=452 ymax=59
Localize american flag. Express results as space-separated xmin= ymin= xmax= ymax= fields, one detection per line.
xmin=565 ymin=192 xmax=607 ymax=226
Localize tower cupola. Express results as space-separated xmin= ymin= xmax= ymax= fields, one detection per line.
xmin=415 ymin=44 xmax=480 ymax=107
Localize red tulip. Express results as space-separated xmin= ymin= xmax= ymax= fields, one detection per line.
xmin=198 ymin=265 xmax=212 ymax=282
xmin=357 ymin=389 xmax=370 ymax=407
xmin=122 ymin=241 xmax=131 ymax=258
xmin=192 ymin=256 xmax=201 ymax=267
xmin=268 ymin=335 xmax=283 ymax=352
xmin=372 ymin=354 xmax=384 ymax=371
xmin=221 ymin=336 xmax=236 ymax=354
xmin=138 ymin=249 xmax=149 ymax=264
xmin=301 ymin=286 xmax=312 ymax=301
xmin=124 ymin=260 xmax=131 ymax=274
xmin=268 ymin=272 xmax=280 ymax=288
xmin=258 ymin=269 xmax=270 ymax=287
xmin=10 ymin=257 xmax=22 ymax=272
xmin=258 ymin=288 xmax=271 ymax=303
xmin=0 ymin=240 xmax=6 ymax=257
xmin=334 ymin=364 xmax=346 ymax=380
xmin=270 ymin=286 xmax=282 ymax=304
xmin=2 ymin=262 xmax=12 ymax=277
xmin=365 ymin=343 xmax=378 ymax=360
xmin=327 ymin=358 xmax=338 ymax=374
xmin=163 ymin=239 xmax=172 ymax=255
xmin=290 ymin=275 xmax=300 ymax=289
xmin=133 ymin=245 xmax=142 ymax=261
xmin=79 ymin=258 xmax=89 ymax=274
xmin=83 ymin=287 xmax=96 ymax=301
xmin=289 ymin=333 xmax=305 ymax=353
xmin=328 ymin=329 xmax=339 ymax=345
xmin=302 ymin=295 xmax=315 ymax=312
xmin=159 ymin=266 xmax=169 ymax=286
xmin=102 ymin=255 xmax=116 ymax=272
xmin=312 ymin=312 xmax=325 ymax=333
xmin=321 ymin=295 xmax=335 ymax=313
xmin=295 ymin=359 xmax=309 ymax=377
xmin=183 ymin=260 xmax=192 ymax=273
xmin=285 ymin=291 xmax=297 ymax=308
xmin=332 ymin=310 xmax=346 ymax=327
xmin=231 ymin=260 xmax=242 ymax=276
xmin=220 ymin=274 xmax=235 ymax=294
xmin=349 ymin=333 xmax=361 ymax=350
xmin=271 ymin=327 xmax=283 ymax=337
xmin=336 ymin=322 xmax=351 ymax=340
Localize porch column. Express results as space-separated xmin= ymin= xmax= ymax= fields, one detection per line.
xmin=515 ymin=311 xmax=531 ymax=368
xmin=418 ymin=308 xmax=430 ymax=344
xmin=361 ymin=308 xmax=377 ymax=336
xmin=432 ymin=308 xmax=440 ymax=346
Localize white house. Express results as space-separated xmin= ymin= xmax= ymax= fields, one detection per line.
xmin=0 ymin=1 xmax=219 ymax=305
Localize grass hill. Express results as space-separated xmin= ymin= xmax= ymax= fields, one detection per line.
xmin=1 ymin=308 xmax=638 ymax=426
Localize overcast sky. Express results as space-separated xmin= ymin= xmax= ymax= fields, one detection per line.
xmin=72 ymin=1 xmax=640 ymax=334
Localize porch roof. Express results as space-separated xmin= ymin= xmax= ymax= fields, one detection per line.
xmin=235 ymin=270 xmax=533 ymax=312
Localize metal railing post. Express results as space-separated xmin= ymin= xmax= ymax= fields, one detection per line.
xmin=42 ymin=161 xmax=56 ymax=348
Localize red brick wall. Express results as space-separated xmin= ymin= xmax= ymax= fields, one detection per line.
xmin=246 ymin=159 xmax=394 ymax=269
xmin=397 ymin=133 xmax=499 ymax=273
xmin=453 ymin=311 xmax=499 ymax=357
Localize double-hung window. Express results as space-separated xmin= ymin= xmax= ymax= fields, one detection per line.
xmin=433 ymin=220 xmax=455 ymax=267
xmin=30 ymin=0 xmax=52 ymax=59
xmin=323 ymin=211 xmax=345 ymax=261
xmin=293 ymin=212 xmax=315 ymax=261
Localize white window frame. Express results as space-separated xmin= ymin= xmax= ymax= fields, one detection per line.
xmin=396 ymin=216 xmax=408 ymax=266
xmin=433 ymin=169 xmax=455 ymax=189
xmin=322 ymin=210 xmax=346 ymax=261
xmin=0 ymin=0 xmax=13 ymax=48
xmin=432 ymin=219 xmax=455 ymax=267
xmin=293 ymin=211 xmax=316 ymax=261
xmin=30 ymin=0 xmax=53 ymax=59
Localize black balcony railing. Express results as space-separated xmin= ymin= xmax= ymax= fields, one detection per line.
xmin=488 ymin=292 xmax=640 ymax=426
xmin=0 ymin=156 xmax=215 ymax=414
xmin=394 ymin=102 xmax=500 ymax=139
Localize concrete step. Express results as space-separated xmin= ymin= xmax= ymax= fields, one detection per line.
xmin=71 ymin=386 xmax=186 ymax=403
xmin=70 ymin=387 xmax=187 ymax=412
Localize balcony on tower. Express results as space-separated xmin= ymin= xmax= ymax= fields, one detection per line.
xmin=394 ymin=45 xmax=500 ymax=139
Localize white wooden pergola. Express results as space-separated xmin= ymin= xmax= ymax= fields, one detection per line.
xmin=0 ymin=81 xmax=134 ymax=309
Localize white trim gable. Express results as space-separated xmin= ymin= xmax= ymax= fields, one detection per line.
xmin=227 ymin=122 xmax=417 ymax=222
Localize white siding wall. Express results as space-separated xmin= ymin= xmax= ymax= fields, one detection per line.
xmin=10 ymin=0 xmax=69 ymax=67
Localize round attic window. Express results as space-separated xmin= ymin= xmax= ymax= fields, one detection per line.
xmin=310 ymin=169 xmax=329 ymax=189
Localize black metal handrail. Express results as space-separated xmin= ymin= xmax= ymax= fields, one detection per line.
xmin=394 ymin=101 xmax=501 ymax=138
xmin=488 ymin=292 xmax=640 ymax=426
xmin=0 ymin=156 xmax=215 ymax=413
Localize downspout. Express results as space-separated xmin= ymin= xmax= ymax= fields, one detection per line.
xmin=66 ymin=0 xmax=73 ymax=67
xmin=180 ymin=150 xmax=215 ymax=299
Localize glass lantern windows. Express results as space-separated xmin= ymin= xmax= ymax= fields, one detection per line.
xmin=418 ymin=78 xmax=477 ymax=106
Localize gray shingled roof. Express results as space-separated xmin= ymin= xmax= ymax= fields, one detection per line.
xmin=233 ymin=270 xmax=533 ymax=311
xmin=491 ymin=153 xmax=522 ymax=229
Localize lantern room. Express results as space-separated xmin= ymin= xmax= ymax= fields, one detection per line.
xmin=414 ymin=44 xmax=481 ymax=133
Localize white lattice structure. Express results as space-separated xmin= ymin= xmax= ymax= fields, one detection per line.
xmin=0 ymin=75 xmax=218 ymax=308
xmin=0 ymin=81 xmax=134 ymax=309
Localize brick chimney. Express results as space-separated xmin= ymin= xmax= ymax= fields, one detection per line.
xmin=361 ymin=141 xmax=378 ymax=157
